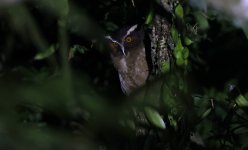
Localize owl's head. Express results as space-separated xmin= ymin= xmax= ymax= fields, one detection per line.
xmin=105 ymin=24 xmax=144 ymax=57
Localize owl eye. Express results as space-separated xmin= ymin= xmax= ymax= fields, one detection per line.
xmin=125 ymin=36 xmax=132 ymax=43
xmin=111 ymin=42 xmax=118 ymax=47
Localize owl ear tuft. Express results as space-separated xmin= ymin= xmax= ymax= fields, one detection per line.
xmin=104 ymin=35 xmax=112 ymax=41
xmin=126 ymin=24 xmax=138 ymax=36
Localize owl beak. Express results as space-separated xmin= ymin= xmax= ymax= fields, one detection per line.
xmin=120 ymin=45 xmax=126 ymax=56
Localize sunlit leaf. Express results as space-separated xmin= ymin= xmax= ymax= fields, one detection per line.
xmin=144 ymin=107 xmax=166 ymax=129
xmin=175 ymin=4 xmax=184 ymax=19
xmin=145 ymin=9 xmax=154 ymax=26
xmin=184 ymin=36 xmax=193 ymax=45
xmin=174 ymin=39 xmax=188 ymax=66
xmin=174 ymin=38 xmax=184 ymax=55
xmin=236 ymin=95 xmax=248 ymax=107
xmin=34 ymin=45 xmax=55 ymax=60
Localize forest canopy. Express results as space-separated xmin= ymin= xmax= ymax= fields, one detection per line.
xmin=0 ymin=0 xmax=248 ymax=150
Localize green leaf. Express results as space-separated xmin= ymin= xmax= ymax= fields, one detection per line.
xmin=171 ymin=26 xmax=179 ymax=43
xmin=174 ymin=39 xmax=184 ymax=66
xmin=71 ymin=45 xmax=88 ymax=54
xmin=184 ymin=36 xmax=193 ymax=45
xmin=236 ymin=95 xmax=248 ymax=107
xmin=184 ymin=59 xmax=188 ymax=66
xmin=182 ymin=47 xmax=189 ymax=59
xmin=161 ymin=82 xmax=180 ymax=115
xmin=161 ymin=61 xmax=170 ymax=73
xmin=201 ymin=108 xmax=211 ymax=118
xmin=145 ymin=9 xmax=154 ymax=26
xmin=174 ymin=38 xmax=184 ymax=54
xmin=173 ymin=39 xmax=189 ymax=66
xmin=175 ymin=4 xmax=184 ymax=19
xmin=34 ymin=45 xmax=55 ymax=60
xmin=126 ymin=119 xmax=136 ymax=130
xmin=168 ymin=114 xmax=178 ymax=130
xmin=68 ymin=45 xmax=88 ymax=60
xmin=176 ymin=58 xmax=185 ymax=66
xmin=144 ymin=107 xmax=166 ymax=129
xmin=194 ymin=11 xmax=209 ymax=30
xmin=233 ymin=126 xmax=248 ymax=134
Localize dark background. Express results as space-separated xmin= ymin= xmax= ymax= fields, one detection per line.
xmin=1 ymin=0 xmax=248 ymax=149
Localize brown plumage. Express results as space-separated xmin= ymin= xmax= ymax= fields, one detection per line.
xmin=105 ymin=25 xmax=149 ymax=95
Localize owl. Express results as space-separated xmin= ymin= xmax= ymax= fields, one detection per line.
xmin=105 ymin=24 xmax=149 ymax=95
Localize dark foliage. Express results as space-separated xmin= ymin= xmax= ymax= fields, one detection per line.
xmin=0 ymin=0 xmax=248 ymax=150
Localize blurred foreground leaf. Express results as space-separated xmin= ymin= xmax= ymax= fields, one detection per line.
xmin=236 ymin=94 xmax=248 ymax=107
xmin=34 ymin=45 xmax=56 ymax=60
xmin=175 ymin=4 xmax=184 ymax=19
xmin=144 ymin=106 xmax=166 ymax=129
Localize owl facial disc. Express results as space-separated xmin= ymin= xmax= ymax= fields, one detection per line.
xmin=124 ymin=24 xmax=138 ymax=39
xmin=105 ymin=24 xmax=138 ymax=56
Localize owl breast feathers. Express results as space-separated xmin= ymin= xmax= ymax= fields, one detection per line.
xmin=105 ymin=24 xmax=149 ymax=95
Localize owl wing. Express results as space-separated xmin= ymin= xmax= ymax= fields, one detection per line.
xmin=118 ymin=73 xmax=131 ymax=95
